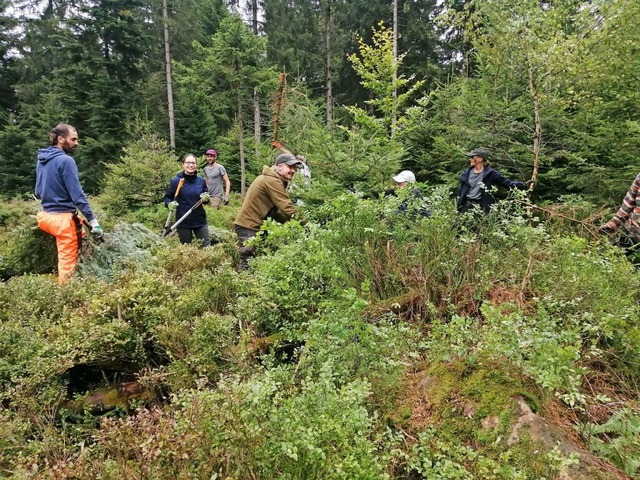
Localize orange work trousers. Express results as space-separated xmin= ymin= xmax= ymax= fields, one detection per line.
xmin=36 ymin=211 xmax=83 ymax=284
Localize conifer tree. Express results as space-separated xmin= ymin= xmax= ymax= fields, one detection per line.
xmin=173 ymin=14 xmax=276 ymax=193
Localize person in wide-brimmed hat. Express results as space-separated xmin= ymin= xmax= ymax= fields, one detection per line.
xmin=457 ymin=148 xmax=526 ymax=213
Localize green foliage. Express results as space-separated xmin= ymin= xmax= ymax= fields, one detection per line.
xmin=1 ymin=176 xmax=640 ymax=479
xmin=1 ymin=0 xmax=637 ymax=474
xmin=0 ymin=408 xmax=37 ymax=474
xmin=0 ymin=123 xmax=37 ymax=197
xmin=272 ymin=86 xmax=384 ymax=193
xmin=564 ymin=0 xmax=640 ymax=202
xmin=0 ymin=274 xmax=146 ymax=419
xmin=410 ymin=0 xmax=640 ymax=205
xmin=0 ymin=221 xmax=57 ymax=279
xmin=468 ymin=303 xmax=588 ymax=407
xmin=52 ymin=366 xmax=384 ymax=479
xmin=100 ymin=130 xmax=179 ymax=216
xmin=237 ymin=219 xmax=347 ymax=337
xmin=307 ymin=187 xmax=462 ymax=301
xmin=251 ymin=367 xmax=384 ymax=479
xmin=347 ymin=22 xmax=425 ymax=133
xmin=298 ymin=292 xmax=418 ymax=413
xmin=77 ymin=222 xmax=162 ymax=281
xmin=402 ymin=429 xmax=529 ymax=479
xmin=344 ymin=22 xmax=426 ymax=189
xmin=423 ymin=209 xmax=640 ymax=405
xmin=153 ymin=309 xmax=242 ymax=391
xmin=581 ymin=408 xmax=640 ymax=477
xmin=173 ymin=14 xmax=276 ymax=148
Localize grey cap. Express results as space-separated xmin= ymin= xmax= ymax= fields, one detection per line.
xmin=466 ymin=148 xmax=488 ymax=160
xmin=274 ymin=153 xmax=303 ymax=167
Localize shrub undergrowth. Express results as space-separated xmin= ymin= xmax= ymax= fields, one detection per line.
xmin=1 ymin=190 xmax=639 ymax=479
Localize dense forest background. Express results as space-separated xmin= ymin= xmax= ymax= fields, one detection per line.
xmin=1 ymin=0 xmax=639 ymax=204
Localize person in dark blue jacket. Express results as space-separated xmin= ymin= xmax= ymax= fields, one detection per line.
xmin=164 ymin=153 xmax=211 ymax=246
xmin=35 ymin=124 xmax=103 ymax=283
xmin=457 ymin=148 xmax=526 ymax=213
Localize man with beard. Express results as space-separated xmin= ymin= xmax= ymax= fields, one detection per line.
xmin=35 ymin=124 xmax=102 ymax=283
xmin=202 ymin=149 xmax=231 ymax=209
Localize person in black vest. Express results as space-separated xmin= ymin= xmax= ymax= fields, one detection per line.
xmin=457 ymin=148 xmax=526 ymax=213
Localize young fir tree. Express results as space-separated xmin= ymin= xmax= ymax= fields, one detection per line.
xmin=173 ymin=14 xmax=276 ymax=194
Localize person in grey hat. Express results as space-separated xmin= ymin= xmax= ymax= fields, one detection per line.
xmin=457 ymin=148 xmax=526 ymax=213
xmin=233 ymin=152 xmax=304 ymax=269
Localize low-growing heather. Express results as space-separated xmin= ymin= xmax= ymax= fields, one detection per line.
xmin=47 ymin=365 xmax=385 ymax=480
xmin=1 ymin=189 xmax=639 ymax=479
xmin=236 ymin=220 xmax=348 ymax=337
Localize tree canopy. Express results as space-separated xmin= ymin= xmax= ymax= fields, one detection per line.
xmin=0 ymin=0 xmax=639 ymax=204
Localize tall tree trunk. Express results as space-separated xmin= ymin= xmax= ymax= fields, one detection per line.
xmin=273 ymin=72 xmax=285 ymax=145
xmin=252 ymin=0 xmax=258 ymax=35
xmin=324 ymin=0 xmax=333 ymax=125
xmin=527 ymin=67 xmax=541 ymax=194
xmin=238 ymin=95 xmax=246 ymax=196
xmin=162 ymin=0 xmax=175 ymax=149
xmin=391 ymin=0 xmax=398 ymax=136
xmin=252 ymin=0 xmax=260 ymax=156
xmin=254 ymin=88 xmax=260 ymax=157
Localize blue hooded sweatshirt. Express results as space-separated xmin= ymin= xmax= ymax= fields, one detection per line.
xmin=35 ymin=146 xmax=96 ymax=222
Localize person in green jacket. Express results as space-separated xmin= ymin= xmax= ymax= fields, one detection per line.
xmin=234 ymin=153 xmax=303 ymax=270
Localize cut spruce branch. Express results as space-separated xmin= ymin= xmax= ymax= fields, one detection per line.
xmin=513 ymin=199 xmax=608 ymax=240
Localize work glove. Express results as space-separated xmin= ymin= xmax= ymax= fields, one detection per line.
xmin=91 ymin=224 xmax=104 ymax=239
xmin=223 ymin=194 xmax=229 ymax=205
xmin=200 ymin=192 xmax=211 ymax=203
xmin=168 ymin=201 xmax=178 ymax=211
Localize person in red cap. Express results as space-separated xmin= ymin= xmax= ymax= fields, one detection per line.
xmin=202 ymin=149 xmax=231 ymax=209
